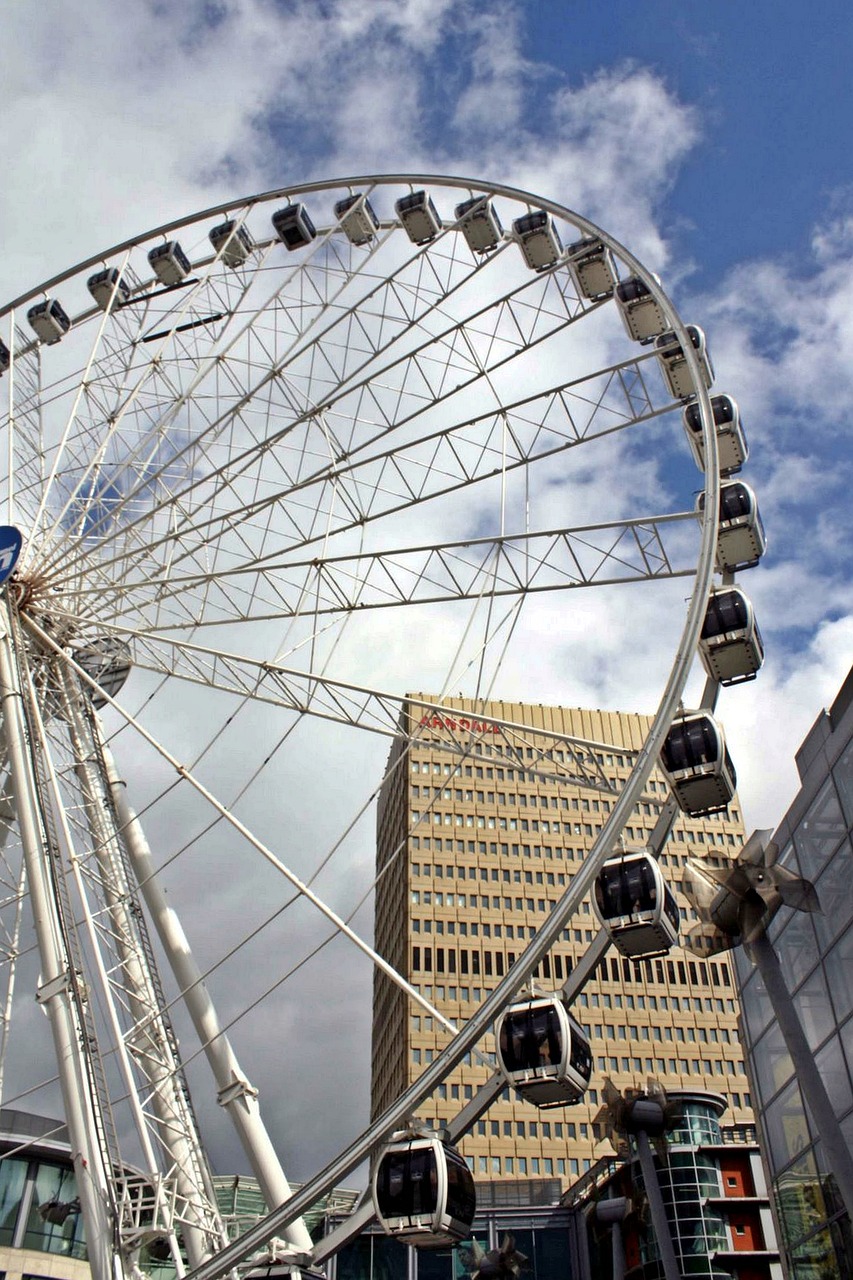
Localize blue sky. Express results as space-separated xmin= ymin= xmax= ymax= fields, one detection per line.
xmin=3 ymin=0 xmax=853 ymax=1179
xmin=522 ymin=2 xmax=853 ymax=281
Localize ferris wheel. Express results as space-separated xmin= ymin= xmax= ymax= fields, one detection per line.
xmin=0 ymin=175 xmax=760 ymax=1280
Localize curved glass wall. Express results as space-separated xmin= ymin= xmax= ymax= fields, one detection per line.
xmin=632 ymin=1094 xmax=731 ymax=1280
xmin=667 ymin=1096 xmax=724 ymax=1148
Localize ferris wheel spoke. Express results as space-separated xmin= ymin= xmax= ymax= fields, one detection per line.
xmin=29 ymin=234 xmax=285 ymax=575
xmin=40 ymin=232 xmax=602 ymax=585
xmin=29 ymin=204 xmax=501 ymax=576
xmin=51 ymin=624 xmax=629 ymax=797
xmin=46 ymin=342 xmax=665 ymax=608
xmin=85 ymin=511 xmax=695 ymax=636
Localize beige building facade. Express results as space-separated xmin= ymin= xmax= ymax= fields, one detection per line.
xmin=371 ymin=694 xmax=755 ymax=1182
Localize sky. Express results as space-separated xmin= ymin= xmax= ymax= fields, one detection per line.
xmin=3 ymin=0 xmax=853 ymax=1196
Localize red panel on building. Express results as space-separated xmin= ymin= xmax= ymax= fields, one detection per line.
xmin=719 ymin=1152 xmax=754 ymax=1197
xmin=729 ymin=1215 xmax=761 ymax=1251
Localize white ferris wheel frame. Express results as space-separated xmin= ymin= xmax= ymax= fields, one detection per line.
xmin=0 ymin=173 xmax=723 ymax=1280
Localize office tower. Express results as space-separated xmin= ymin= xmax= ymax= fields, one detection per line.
xmin=735 ymin=665 xmax=853 ymax=1280
xmin=372 ymin=694 xmax=754 ymax=1182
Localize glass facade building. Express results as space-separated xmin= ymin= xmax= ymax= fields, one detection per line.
xmin=0 ymin=1109 xmax=91 ymax=1280
xmin=735 ymin=665 xmax=853 ymax=1280
xmin=569 ymin=1092 xmax=780 ymax=1280
xmin=329 ymin=1190 xmax=578 ymax=1280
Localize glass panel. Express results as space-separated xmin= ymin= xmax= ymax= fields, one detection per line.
xmin=825 ymin=931 xmax=853 ymax=1023
xmin=830 ymin=1217 xmax=853 ymax=1280
xmin=371 ymin=1235 xmax=411 ymax=1280
xmin=777 ymin=839 xmax=799 ymax=871
xmin=500 ymin=1006 xmax=562 ymax=1072
xmin=796 ymin=967 xmax=837 ymax=1051
xmin=452 ymin=1239 xmax=489 ymax=1280
xmin=752 ymin=1018 xmax=795 ymax=1107
xmin=815 ymin=1035 xmax=853 ymax=1117
xmin=775 ymin=909 xmax=820 ymax=990
xmin=793 ymin=778 xmax=846 ymax=879
xmin=814 ymin=1133 xmax=853 ymax=1221
xmin=790 ymin=1228 xmax=842 ymax=1280
xmin=338 ymin=1234 xmax=409 ymax=1280
xmin=418 ymin=1246 xmax=453 ymax=1280
xmin=813 ymin=838 xmax=853 ymax=948
xmin=668 ymin=1102 xmax=722 ymax=1146
xmin=839 ymin=1016 xmax=853 ymax=1099
xmin=0 ymin=1157 xmax=27 ymax=1247
xmin=775 ymin=1148 xmax=826 ymax=1249
xmin=738 ymin=966 xmax=774 ymax=1041
xmin=21 ymin=1162 xmax=86 ymax=1259
xmin=764 ymin=1078 xmax=812 ymax=1171
xmin=444 ymin=1151 xmax=475 ymax=1227
xmin=832 ymin=735 xmax=853 ymax=826
xmin=533 ymin=1224 xmax=572 ymax=1280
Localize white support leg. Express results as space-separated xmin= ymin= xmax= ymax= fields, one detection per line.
xmin=0 ymin=609 xmax=118 ymax=1280
xmin=60 ymin=671 xmax=226 ymax=1269
xmin=97 ymin=724 xmax=313 ymax=1255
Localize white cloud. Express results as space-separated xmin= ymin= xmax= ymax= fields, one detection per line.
xmin=720 ymin=614 xmax=853 ymax=830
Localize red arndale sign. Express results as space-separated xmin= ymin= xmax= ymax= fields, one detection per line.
xmin=418 ymin=714 xmax=500 ymax=734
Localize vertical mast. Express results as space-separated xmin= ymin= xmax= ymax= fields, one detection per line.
xmin=59 ymin=665 xmax=227 ymax=1269
xmin=0 ymin=603 xmax=118 ymax=1280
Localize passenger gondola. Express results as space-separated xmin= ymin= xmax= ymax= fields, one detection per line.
xmin=272 ymin=203 xmax=317 ymax=250
xmin=395 ymin=191 xmax=442 ymax=245
xmin=512 ymin=211 xmax=562 ymax=271
xmin=593 ymin=850 xmax=680 ymax=958
xmin=455 ymin=196 xmax=503 ymax=254
xmin=566 ymin=237 xmax=616 ymax=299
xmin=87 ymin=268 xmax=130 ymax=311
xmin=655 ymin=325 xmax=714 ymax=400
xmin=27 ymin=298 xmax=72 ymax=345
xmin=659 ymin=711 xmax=737 ymax=816
xmin=683 ymin=394 xmax=748 ymax=475
xmin=699 ymin=587 xmax=764 ymax=686
xmin=148 ymin=240 xmax=192 ymax=286
xmin=614 ymin=275 xmax=667 ymax=342
xmin=0 ymin=338 xmax=9 ymax=375
xmin=696 ymin=480 xmax=767 ymax=573
xmin=497 ymin=994 xmax=592 ymax=1107
xmin=373 ymin=1132 xmax=476 ymax=1247
xmin=334 ymin=192 xmax=380 ymax=245
xmin=73 ymin=637 xmax=132 ymax=707
xmin=209 ymin=219 xmax=254 ymax=268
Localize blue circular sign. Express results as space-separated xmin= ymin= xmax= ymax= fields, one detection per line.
xmin=0 ymin=526 xmax=23 ymax=586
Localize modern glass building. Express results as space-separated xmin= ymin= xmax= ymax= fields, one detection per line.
xmin=0 ymin=1109 xmax=90 ymax=1280
xmin=567 ymin=1091 xmax=780 ymax=1280
xmin=329 ymin=1182 xmax=578 ymax=1280
xmin=735 ymin=664 xmax=853 ymax=1280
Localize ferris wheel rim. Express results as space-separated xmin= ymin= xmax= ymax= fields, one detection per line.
xmin=3 ymin=171 xmax=675 ymax=322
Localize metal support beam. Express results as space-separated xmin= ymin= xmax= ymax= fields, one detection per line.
xmin=96 ymin=725 xmax=313 ymax=1254
xmin=0 ymin=607 xmax=117 ymax=1280
xmin=636 ymin=1130 xmax=681 ymax=1280
xmin=61 ymin=670 xmax=224 ymax=1268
